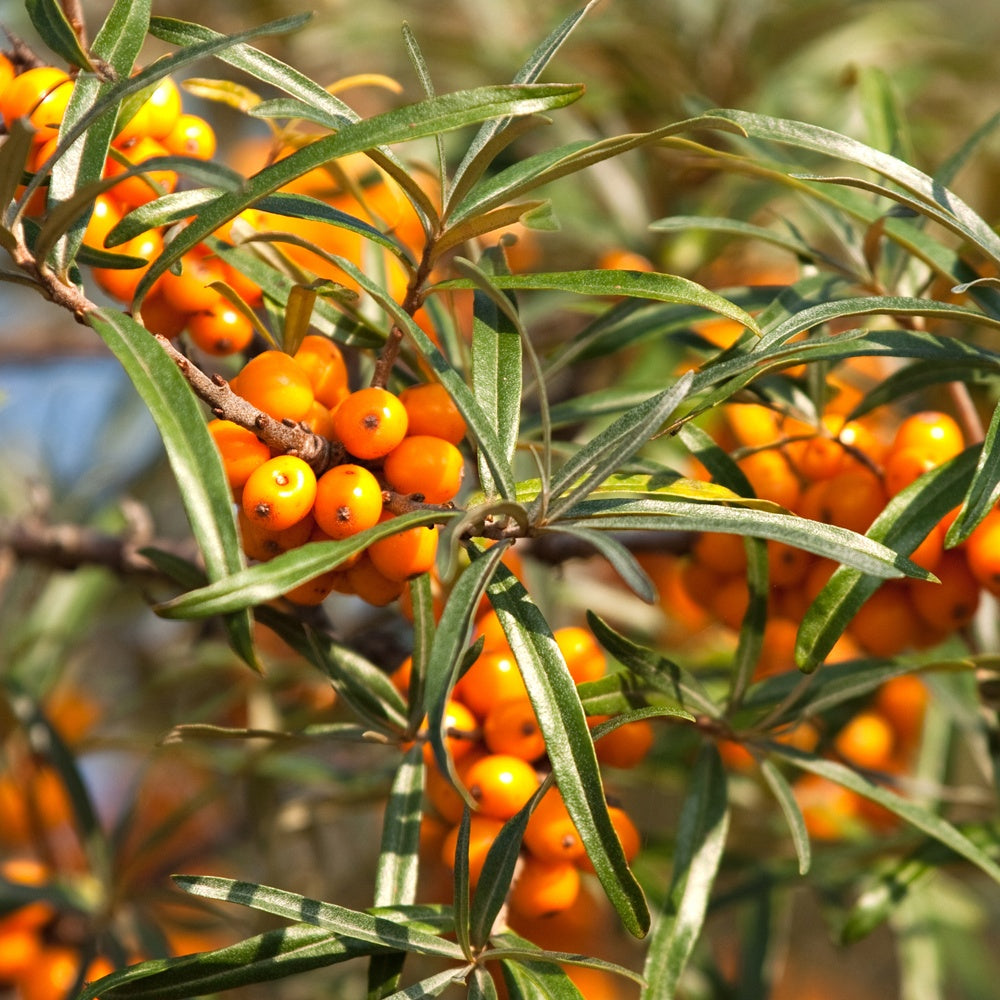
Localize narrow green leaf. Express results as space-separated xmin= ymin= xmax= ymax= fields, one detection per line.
xmin=156 ymin=510 xmax=454 ymax=619
xmin=539 ymin=525 xmax=656 ymax=603
xmin=380 ymin=966 xmax=472 ymax=999
xmin=445 ymin=269 xmax=760 ymax=334
xmin=78 ymin=924 xmax=376 ymax=1000
xmin=0 ymin=121 xmax=36 ymax=238
xmin=486 ymin=562 xmax=650 ymax=938
xmin=448 ymin=1 xmax=598 ymax=206
xmin=375 ymin=744 xmax=425 ymax=907
xmin=87 ymin=309 xmax=257 ymax=668
xmin=405 ymin=574 xmax=434 ymax=728
xmin=650 ymin=215 xmax=822 ymax=265
xmin=561 ymin=497 xmax=926 ymax=581
xmin=470 ymin=251 xmax=522 ymax=499
xmin=501 ymin=959 xmax=585 ymax=999
xmin=840 ymin=852 xmax=936 ymax=945
xmin=642 ymin=744 xmax=729 ymax=1000
xmin=173 ymin=875 xmax=468 ymax=960
xmin=759 ymin=758 xmax=811 ymax=875
xmin=470 ymin=795 xmax=537 ymax=950
xmin=452 ymin=808 xmax=474 ymax=961
xmin=587 ymin=612 xmax=720 ymax=719
xmin=470 ymin=965 xmax=500 ymax=1000
xmin=576 ymin=673 xmax=695 ymax=721
xmin=541 ymin=373 xmax=694 ymax=523
xmin=26 ymin=0 xmax=97 ymax=71
xmin=946 ymin=401 xmax=1000 ymax=545
xmin=772 ymin=749 xmax=1000 ymax=885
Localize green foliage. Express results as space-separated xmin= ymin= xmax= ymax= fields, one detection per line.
xmin=3 ymin=2 xmax=1000 ymax=999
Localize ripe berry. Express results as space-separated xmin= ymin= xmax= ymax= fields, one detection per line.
xmin=313 ymin=463 xmax=383 ymax=540
xmin=233 ymin=351 xmax=314 ymax=423
xmin=343 ymin=553 xmax=404 ymax=606
xmin=399 ymin=382 xmax=467 ymax=444
xmin=463 ymin=753 xmax=539 ymax=820
xmin=509 ymin=856 xmax=581 ymax=919
xmin=454 ymin=650 xmax=527 ymax=719
xmin=441 ymin=815 xmax=505 ymax=886
xmin=553 ymin=626 xmax=605 ymax=685
xmin=834 ymin=711 xmax=895 ymax=770
xmin=524 ymin=787 xmax=585 ymax=863
xmin=482 ymin=697 xmax=546 ymax=761
xmin=891 ymin=411 xmax=964 ymax=465
xmin=293 ymin=334 xmax=350 ymax=410
xmin=1 ymin=67 xmax=72 ymax=143
xmin=964 ymin=507 xmax=1000 ymax=596
xmin=578 ymin=805 xmax=640 ymax=871
xmin=115 ymin=76 xmax=182 ymax=144
xmin=187 ymin=303 xmax=255 ymax=357
xmin=162 ymin=112 xmax=217 ymax=160
xmin=238 ymin=509 xmax=315 ymax=562
xmin=367 ymin=515 xmax=439 ymax=582
xmin=241 ymin=455 xmax=317 ymax=532
xmin=592 ymin=717 xmax=655 ymax=769
xmin=207 ymin=419 xmax=270 ymax=489
xmin=382 ymin=435 xmax=465 ymax=504
xmin=105 ymin=135 xmax=178 ymax=208
xmin=333 ymin=386 xmax=408 ymax=459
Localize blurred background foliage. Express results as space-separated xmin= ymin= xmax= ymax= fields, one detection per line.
xmin=2 ymin=1 xmax=1000 ymax=998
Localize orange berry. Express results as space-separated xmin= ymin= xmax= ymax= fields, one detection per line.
xmin=116 ymin=76 xmax=182 ymax=143
xmin=691 ymin=531 xmax=747 ymax=575
xmin=399 ymin=382 xmax=466 ymax=444
xmin=81 ymin=193 xmax=123 ymax=251
xmin=333 ymin=386 xmax=408 ymax=459
xmin=482 ymin=697 xmax=546 ymax=761
xmin=208 ymin=419 xmax=270 ymax=489
xmin=510 ymin=856 xmax=581 ymax=919
xmin=737 ymin=449 xmax=801 ymax=509
xmin=382 ymin=435 xmax=465 ymax=504
xmin=793 ymin=773 xmax=862 ymax=840
xmin=0 ymin=53 xmax=14 ymax=94
xmin=725 ymin=403 xmax=781 ymax=448
xmin=343 ymin=553 xmax=404 ymax=606
xmin=162 ymin=112 xmax=217 ymax=159
xmin=553 ymin=626 xmax=605 ymax=685
xmin=91 ymin=228 xmax=164 ymax=304
xmin=293 ymin=334 xmax=350 ymax=410
xmin=241 ymin=455 xmax=317 ymax=532
xmin=471 ymin=608 xmax=512 ymax=654
xmin=187 ymin=303 xmax=255 ymax=356
xmin=105 ymin=135 xmax=177 ymax=208
xmin=813 ymin=468 xmax=887 ymax=535
xmin=767 ymin=539 xmax=812 ymax=587
xmin=367 ymin=515 xmax=438 ymax=581
xmin=964 ymin=507 xmax=1000 ymax=596
xmin=441 ymin=815 xmax=505 ymax=886
xmin=463 ymin=753 xmax=540 ymax=820
xmin=138 ymin=286 xmax=188 ymax=339
xmin=711 ymin=574 xmax=750 ymax=630
xmin=754 ymin=616 xmax=800 ymax=679
xmin=283 ymin=568 xmax=343 ymax=606
xmin=909 ymin=548 xmax=980 ymax=632
xmin=422 ymin=698 xmax=479 ymax=768
xmin=834 ymin=710 xmax=895 ymax=770
xmin=0 ymin=928 xmax=43 ymax=981
xmin=847 ymin=581 xmax=921 ymax=657
xmin=455 ymin=649 xmax=528 ymax=718
xmin=873 ymin=675 xmax=928 ymax=752
xmin=883 ymin=446 xmax=936 ymax=497
xmin=891 ymin=411 xmax=964 ymax=465
xmin=160 ymin=249 xmax=225 ymax=313
xmin=234 ymin=351 xmax=314 ymax=423
xmin=593 ymin=717 xmax=655 ymax=769
xmin=313 ymin=463 xmax=383 ymax=540
xmin=524 ymin=787 xmax=585 ymax=864
xmin=390 ymin=655 xmax=413 ymax=696
xmin=238 ymin=508 xmax=315 ymax=562
xmin=1 ymin=67 xmax=72 ymax=143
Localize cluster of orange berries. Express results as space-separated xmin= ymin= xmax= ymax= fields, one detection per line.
xmin=674 ymin=403 xmax=987 ymax=662
xmin=210 ymin=339 xmax=468 ymax=606
xmin=399 ymin=615 xmax=652 ymax=922
xmin=0 ymin=52 xmax=264 ymax=356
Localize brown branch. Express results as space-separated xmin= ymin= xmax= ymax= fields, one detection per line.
xmin=155 ymin=336 xmax=343 ymax=474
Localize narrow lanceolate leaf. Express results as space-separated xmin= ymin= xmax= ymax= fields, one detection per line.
xmin=0 ymin=120 xmax=35 ymax=239
xmin=78 ymin=924 xmax=378 ymax=1000
xmin=380 ymin=966 xmax=473 ymax=1000
xmin=796 ymin=447 xmax=979 ymax=671
xmin=424 ymin=544 xmax=510 ymax=779
xmin=132 ymin=83 xmax=584 ymax=305
xmin=759 ymin=759 xmax=811 ymax=875
xmin=374 ymin=744 xmax=425 ymax=907
xmin=87 ymin=310 xmax=257 ymax=668
xmin=156 ymin=510 xmax=454 ymax=619
xmin=540 ymin=373 xmax=694 ymax=523
xmin=173 ymin=876 xmax=468 ymax=961
xmin=771 ymin=749 xmax=1000 ymax=886
xmin=500 ymin=959 xmax=585 ymax=1000
xmin=840 ymin=851 xmax=937 ymax=944
xmin=561 ymin=497 xmax=925 ymax=581
xmin=469 ymin=252 xmax=522 ymax=499
xmin=452 ymin=809 xmax=474 ymax=961
xmin=26 ymin=0 xmax=97 ymax=71
xmin=705 ymin=109 xmax=1000 ymax=267
xmin=486 ymin=562 xmax=650 ymax=938
xmin=447 ymin=270 xmax=760 ymax=335
xmin=540 ymin=525 xmax=657 ymax=603
xmin=587 ymin=613 xmax=720 ymax=719
xmin=447 ymin=1 xmax=598 ymax=204
xmin=945 ymin=401 xmax=1000 ymax=545
xmin=642 ymin=745 xmax=730 ymax=1000
xmin=470 ymin=965 xmax=500 ymax=1000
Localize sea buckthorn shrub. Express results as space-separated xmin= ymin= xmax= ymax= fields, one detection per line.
xmin=2 ymin=3 xmax=1000 ymax=1000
